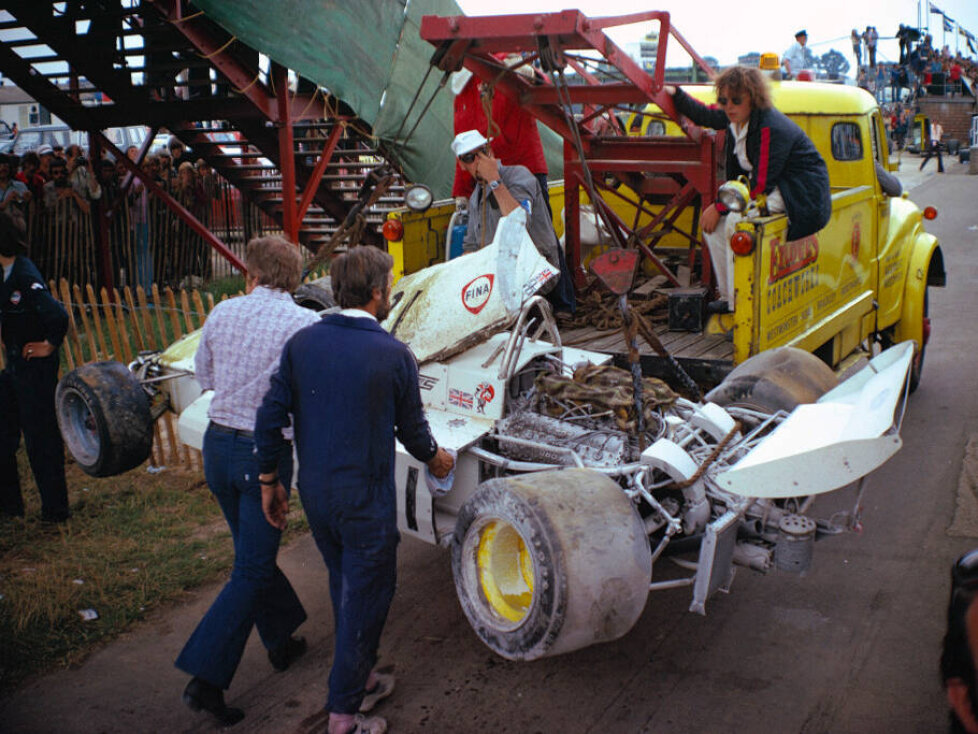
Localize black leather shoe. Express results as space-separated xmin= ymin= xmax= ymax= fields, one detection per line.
xmin=268 ymin=635 xmax=307 ymax=672
xmin=183 ymin=677 xmax=244 ymax=726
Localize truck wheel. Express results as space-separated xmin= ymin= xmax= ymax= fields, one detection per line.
xmin=56 ymin=361 xmax=154 ymax=477
xmin=704 ymin=346 xmax=837 ymax=414
xmin=908 ymin=288 xmax=929 ymax=393
xmin=293 ymin=275 xmax=334 ymax=312
xmin=451 ymin=469 xmax=652 ymax=661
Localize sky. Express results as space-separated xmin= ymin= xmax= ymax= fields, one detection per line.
xmin=456 ymin=0 xmax=978 ymax=69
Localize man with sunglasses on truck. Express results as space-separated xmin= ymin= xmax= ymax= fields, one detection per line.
xmin=452 ymin=129 xmax=576 ymax=321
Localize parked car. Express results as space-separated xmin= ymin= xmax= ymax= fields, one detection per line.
xmin=0 ymin=124 xmax=147 ymax=157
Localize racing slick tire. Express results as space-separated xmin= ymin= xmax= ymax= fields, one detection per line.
xmin=451 ymin=469 xmax=652 ymax=661
xmin=704 ymin=346 xmax=837 ymax=414
xmin=56 ymin=361 xmax=153 ymax=477
xmin=293 ymin=275 xmax=335 ymax=312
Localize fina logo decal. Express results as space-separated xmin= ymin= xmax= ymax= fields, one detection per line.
xmin=462 ymin=274 xmax=494 ymax=314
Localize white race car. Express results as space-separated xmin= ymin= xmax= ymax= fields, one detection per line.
xmin=56 ymin=207 xmax=914 ymax=661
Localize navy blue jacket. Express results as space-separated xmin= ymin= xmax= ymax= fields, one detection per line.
xmin=0 ymin=256 xmax=68 ymax=362
xmin=673 ymin=88 xmax=832 ymax=242
xmin=255 ymin=314 xmax=437 ymax=523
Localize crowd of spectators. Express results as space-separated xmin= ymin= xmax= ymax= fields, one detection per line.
xmin=0 ymin=135 xmax=238 ymax=290
xmin=854 ymin=25 xmax=978 ymax=105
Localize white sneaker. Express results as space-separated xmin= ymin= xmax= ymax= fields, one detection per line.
xmin=348 ymin=714 xmax=387 ymax=734
xmin=359 ymin=673 xmax=395 ymax=713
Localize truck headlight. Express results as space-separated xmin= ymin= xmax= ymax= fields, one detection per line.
xmin=405 ymin=184 xmax=433 ymax=212
xmin=717 ymin=177 xmax=750 ymax=213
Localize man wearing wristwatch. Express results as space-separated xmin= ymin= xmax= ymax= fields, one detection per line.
xmin=452 ymin=129 xmax=576 ymax=318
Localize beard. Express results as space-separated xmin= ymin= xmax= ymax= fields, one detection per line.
xmin=375 ymin=293 xmax=392 ymax=322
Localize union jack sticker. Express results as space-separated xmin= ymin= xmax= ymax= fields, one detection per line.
xmin=449 ymin=388 xmax=473 ymax=410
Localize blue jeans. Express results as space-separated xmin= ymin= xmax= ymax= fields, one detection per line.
xmin=175 ymin=425 xmax=306 ymax=689
xmin=303 ymin=495 xmax=399 ymax=714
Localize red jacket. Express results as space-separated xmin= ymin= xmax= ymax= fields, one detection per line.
xmin=452 ymin=76 xmax=547 ymax=198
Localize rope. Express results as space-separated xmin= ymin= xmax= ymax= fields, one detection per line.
xmin=295 ymin=86 xmax=321 ymax=120
xmin=198 ymin=35 xmax=236 ymax=60
xmin=323 ymin=94 xmax=376 ymax=141
xmin=561 ymin=287 xmax=668 ymax=331
xmin=234 ymin=73 xmax=261 ymax=95
xmin=170 ymin=10 xmax=205 ymax=23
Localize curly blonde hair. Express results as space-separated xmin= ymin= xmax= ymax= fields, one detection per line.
xmin=714 ymin=66 xmax=773 ymax=110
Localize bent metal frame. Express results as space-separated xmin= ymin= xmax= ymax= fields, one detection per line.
xmin=420 ymin=10 xmax=721 ymax=290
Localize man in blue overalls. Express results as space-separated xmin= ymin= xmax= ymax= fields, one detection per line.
xmin=255 ymin=245 xmax=454 ymax=734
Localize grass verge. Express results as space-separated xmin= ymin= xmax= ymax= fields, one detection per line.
xmin=0 ymin=450 xmax=308 ymax=693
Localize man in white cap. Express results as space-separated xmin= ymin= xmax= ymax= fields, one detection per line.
xmin=36 ymin=145 xmax=55 ymax=184
xmin=452 ymin=129 xmax=576 ymax=317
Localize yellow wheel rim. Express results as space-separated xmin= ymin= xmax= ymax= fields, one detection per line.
xmin=476 ymin=520 xmax=534 ymax=623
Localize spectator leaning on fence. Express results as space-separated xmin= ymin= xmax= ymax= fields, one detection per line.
xmin=36 ymin=146 xmax=54 ymax=184
xmin=0 ymin=155 xmax=30 ymax=217
xmin=68 ymin=153 xmax=101 ymax=204
xmin=16 ymin=151 xmax=44 ymax=202
xmin=43 ymin=157 xmax=90 ymax=215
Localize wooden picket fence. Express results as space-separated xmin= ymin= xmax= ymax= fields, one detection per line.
xmin=2 ymin=271 xmax=327 ymax=476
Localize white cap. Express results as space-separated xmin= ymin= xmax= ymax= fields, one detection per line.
xmin=451 ymin=130 xmax=488 ymax=158
xmin=37 ymin=144 xmax=53 ymax=156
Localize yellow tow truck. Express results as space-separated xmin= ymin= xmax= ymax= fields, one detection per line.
xmin=384 ymin=81 xmax=944 ymax=391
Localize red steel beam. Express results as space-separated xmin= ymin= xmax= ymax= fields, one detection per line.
xmin=151 ymin=0 xmax=323 ymax=123
xmin=421 ymin=10 xmax=722 ymax=288
xmin=152 ymin=0 xmax=277 ymax=120
xmin=297 ymin=123 xmax=343 ymax=223
xmin=272 ymin=63 xmax=298 ymax=243
xmin=93 ymin=132 xmax=247 ymax=274
xmin=420 ymin=10 xmax=712 ymax=137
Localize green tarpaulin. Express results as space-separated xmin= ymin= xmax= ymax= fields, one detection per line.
xmin=193 ymin=0 xmax=563 ymax=200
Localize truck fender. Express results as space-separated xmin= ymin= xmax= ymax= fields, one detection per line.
xmin=894 ymin=234 xmax=944 ymax=349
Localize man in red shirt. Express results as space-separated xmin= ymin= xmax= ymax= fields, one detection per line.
xmin=451 ymin=61 xmax=549 ymax=210
xmin=950 ymin=61 xmax=963 ymax=96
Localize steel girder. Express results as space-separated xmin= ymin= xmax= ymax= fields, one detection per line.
xmin=420 ymin=10 xmax=721 ymax=285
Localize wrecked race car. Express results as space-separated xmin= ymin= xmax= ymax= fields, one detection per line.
xmin=55 ymin=207 xmax=914 ymax=662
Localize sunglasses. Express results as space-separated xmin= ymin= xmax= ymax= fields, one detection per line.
xmin=718 ymin=96 xmax=744 ymax=106
xmin=458 ymin=150 xmax=481 ymax=164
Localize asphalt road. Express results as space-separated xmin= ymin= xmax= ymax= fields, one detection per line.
xmin=2 ymin=157 xmax=977 ymax=734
